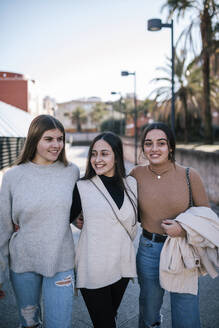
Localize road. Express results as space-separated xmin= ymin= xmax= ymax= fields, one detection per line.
xmin=0 ymin=145 xmax=219 ymax=328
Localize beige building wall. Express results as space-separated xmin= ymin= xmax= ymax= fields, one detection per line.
xmin=56 ymin=97 xmax=103 ymax=132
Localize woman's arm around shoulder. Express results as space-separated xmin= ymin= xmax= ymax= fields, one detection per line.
xmin=189 ymin=167 xmax=209 ymax=207
xmin=70 ymin=183 xmax=83 ymax=229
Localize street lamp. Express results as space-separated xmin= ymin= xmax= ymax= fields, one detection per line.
xmin=109 ymin=91 xmax=118 ymax=130
xmin=121 ymin=71 xmax=138 ymax=165
xmin=111 ymin=91 xmax=124 ymax=135
xmin=147 ymin=18 xmax=175 ymax=135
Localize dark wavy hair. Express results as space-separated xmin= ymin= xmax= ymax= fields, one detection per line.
xmin=83 ymin=131 xmax=126 ymax=181
xmin=141 ymin=122 xmax=176 ymax=162
xmin=16 ymin=115 xmax=68 ymax=166
xmin=82 ymin=131 xmax=137 ymax=223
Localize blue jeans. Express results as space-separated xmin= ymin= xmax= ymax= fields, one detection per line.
xmin=10 ymin=269 xmax=74 ymax=328
xmin=136 ymin=234 xmax=201 ymax=328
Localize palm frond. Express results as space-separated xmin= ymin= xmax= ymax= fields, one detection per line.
xmin=155 ymin=66 xmax=172 ymax=75
xmin=151 ymin=77 xmax=172 ymax=83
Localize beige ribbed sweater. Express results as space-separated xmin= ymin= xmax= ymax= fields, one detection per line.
xmin=131 ymin=163 xmax=209 ymax=234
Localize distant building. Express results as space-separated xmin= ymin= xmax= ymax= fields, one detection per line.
xmin=0 ymin=71 xmax=42 ymax=116
xmin=43 ymin=96 xmax=57 ymax=116
xmin=56 ymin=97 xmax=103 ymax=132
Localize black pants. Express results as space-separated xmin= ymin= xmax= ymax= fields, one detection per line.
xmin=80 ymin=278 xmax=129 ymax=328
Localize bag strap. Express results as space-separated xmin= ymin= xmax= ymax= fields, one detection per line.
xmin=186 ymin=167 xmax=193 ymax=208
xmin=90 ymin=180 xmax=133 ymax=240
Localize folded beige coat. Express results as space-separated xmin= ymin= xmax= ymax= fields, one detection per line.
xmin=159 ymin=206 xmax=219 ymax=295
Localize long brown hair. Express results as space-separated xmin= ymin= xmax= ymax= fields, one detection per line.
xmin=15 ymin=115 xmax=68 ymax=166
xmin=82 ymin=131 xmax=138 ymax=223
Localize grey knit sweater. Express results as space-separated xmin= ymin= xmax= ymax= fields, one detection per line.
xmin=0 ymin=161 xmax=80 ymax=284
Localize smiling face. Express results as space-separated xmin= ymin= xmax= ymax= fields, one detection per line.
xmin=90 ymin=139 xmax=115 ymax=177
xmin=33 ymin=128 xmax=64 ymax=165
xmin=143 ymin=129 xmax=171 ymax=166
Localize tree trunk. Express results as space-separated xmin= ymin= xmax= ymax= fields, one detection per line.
xmin=200 ymin=2 xmax=213 ymax=144
xmin=180 ymin=89 xmax=189 ymax=143
xmin=77 ymin=118 xmax=81 ymax=132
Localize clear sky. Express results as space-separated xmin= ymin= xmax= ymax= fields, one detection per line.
xmin=0 ymin=0 xmax=188 ymax=103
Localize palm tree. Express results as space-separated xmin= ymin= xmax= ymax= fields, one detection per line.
xmin=71 ymin=107 xmax=87 ymax=132
xmin=150 ymin=52 xmax=202 ymax=142
xmin=162 ymin=0 xmax=219 ymax=143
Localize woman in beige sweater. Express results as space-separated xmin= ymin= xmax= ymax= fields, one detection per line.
xmin=130 ymin=122 xmax=209 ymax=328
xmin=70 ymin=131 xmax=138 ymax=328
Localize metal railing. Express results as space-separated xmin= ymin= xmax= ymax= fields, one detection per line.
xmin=0 ymin=137 xmax=25 ymax=169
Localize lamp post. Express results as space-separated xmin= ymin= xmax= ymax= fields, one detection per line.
xmin=121 ymin=71 xmax=138 ymax=165
xmin=147 ymin=18 xmax=175 ymax=135
xmin=109 ymin=91 xmax=117 ymax=131
xmin=111 ymin=91 xmax=124 ymax=135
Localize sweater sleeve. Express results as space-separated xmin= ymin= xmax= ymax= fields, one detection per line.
xmin=70 ymin=184 xmax=82 ymax=223
xmin=0 ymin=173 xmax=14 ymax=284
xmin=190 ymin=168 xmax=209 ymax=207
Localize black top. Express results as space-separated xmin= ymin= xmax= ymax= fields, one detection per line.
xmin=70 ymin=175 xmax=124 ymax=223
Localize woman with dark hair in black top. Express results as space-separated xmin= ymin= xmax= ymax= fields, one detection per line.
xmin=70 ymin=131 xmax=138 ymax=328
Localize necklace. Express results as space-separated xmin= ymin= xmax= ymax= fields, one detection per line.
xmin=148 ymin=165 xmax=171 ymax=180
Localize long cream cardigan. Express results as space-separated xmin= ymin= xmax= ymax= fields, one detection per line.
xmin=160 ymin=206 xmax=219 ymax=295
xmin=75 ymin=175 xmax=138 ymax=289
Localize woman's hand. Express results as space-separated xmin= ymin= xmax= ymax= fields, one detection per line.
xmin=75 ymin=214 xmax=84 ymax=230
xmin=161 ymin=219 xmax=186 ymax=238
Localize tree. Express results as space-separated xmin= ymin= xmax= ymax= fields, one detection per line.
xmin=90 ymin=102 xmax=108 ymax=130
xmin=100 ymin=118 xmax=125 ymax=134
xmin=110 ymin=98 xmax=125 ymax=135
xmin=151 ymin=51 xmax=202 ymax=142
xmin=162 ymin=0 xmax=219 ymax=143
xmin=71 ymin=107 xmax=87 ymax=132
